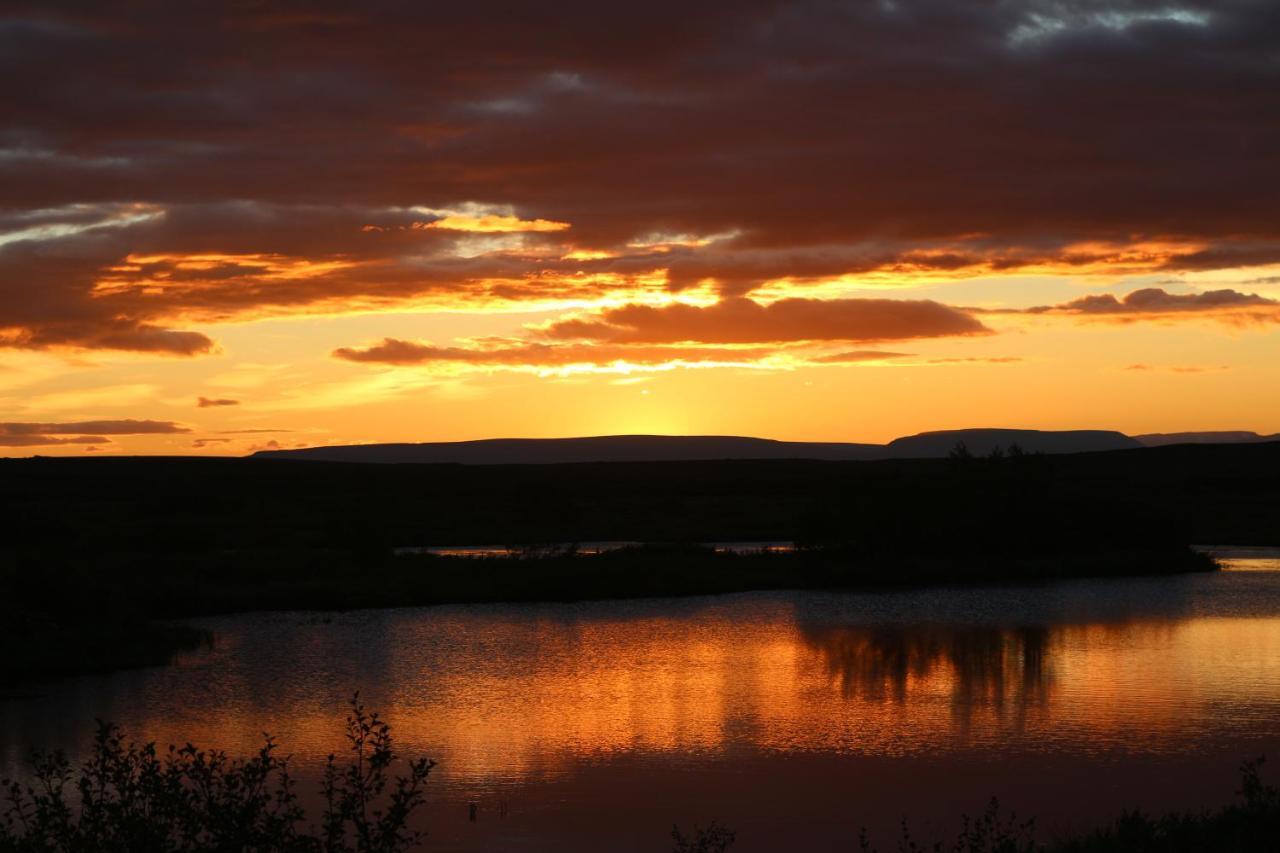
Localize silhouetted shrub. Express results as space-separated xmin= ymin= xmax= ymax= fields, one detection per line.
xmin=1052 ymin=757 xmax=1280 ymax=852
xmin=671 ymin=820 xmax=735 ymax=853
xmin=858 ymin=799 xmax=1035 ymax=853
xmin=0 ymin=695 xmax=434 ymax=853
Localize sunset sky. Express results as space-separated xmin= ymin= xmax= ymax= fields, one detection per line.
xmin=3 ymin=1 xmax=1279 ymax=455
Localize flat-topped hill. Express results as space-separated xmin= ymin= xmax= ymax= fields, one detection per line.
xmin=250 ymin=434 xmax=884 ymax=464
xmin=251 ymin=428 xmax=1142 ymax=464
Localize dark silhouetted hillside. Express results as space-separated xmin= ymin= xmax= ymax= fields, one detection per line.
xmin=1134 ymin=431 xmax=1280 ymax=447
xmin=251 ymin=434 xmax=884 ymax=464
xmin=251 ymin=429 xmax=1146 ymax=464
xmin=885 ymin=428 xmax=1139 ymax=458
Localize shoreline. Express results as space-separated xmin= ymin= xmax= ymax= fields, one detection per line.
xmin=2 ymin=543 xmax=1217 ymax=686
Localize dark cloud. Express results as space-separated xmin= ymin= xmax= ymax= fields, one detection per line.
xmin=190 ymin=437 xmax=231 ymax=448
xmin=333 ymin=338 xmax=779 ymax=367
xmin=0 ymin=434 xmax=110 ymax=446
xmin=0 ymin=419 xmax=189 ymax=435
xmin=1 ymin=1 xmax=1278 ymax=351
xmin=197 ymin=396 xmax=240 ymax=407
xmin=0 ymin=233 xmax=218 ymax=354
xmin=333 ymin=295 xmax=987 ymax=369
xmin=1025 ymin=287 xmax=1280 ymax=321
xmin=542 ymin=297 xmax=988 ymax=344
xmin=0 ymin=418 xmax=186 ymax=447
xmin=7 ymin=322 xmax=215 ymax=355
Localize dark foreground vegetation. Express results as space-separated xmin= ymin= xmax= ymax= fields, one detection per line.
xmin=855 ymin=758 xmax=1280 ymax=853
xmin=2 ymin=703 xmax=1275 ymax=853
xmin=0 ymin=697 xmax=729 ymax=853
xmin=0 ymin=696 xmax=435 ymax=853
xmin=3 ymin=441 xmax=1277 ymax=682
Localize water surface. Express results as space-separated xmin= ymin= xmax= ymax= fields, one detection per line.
xmin=3 ymin=551 xmax=1279 ymax=850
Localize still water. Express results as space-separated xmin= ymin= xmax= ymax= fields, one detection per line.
xmin=3 ymin=551 xmax=1280 ymax=851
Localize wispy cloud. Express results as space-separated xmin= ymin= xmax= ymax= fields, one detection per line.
xmin=0 ymin=419 xmax=188 ymax=447
xmin=1017 ymin=288 xmax=1280 ymax=325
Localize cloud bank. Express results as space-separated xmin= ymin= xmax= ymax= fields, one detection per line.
xmin=0 ymin=1 xmax=1277 ymax=354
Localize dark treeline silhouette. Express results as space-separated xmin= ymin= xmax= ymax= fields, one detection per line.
xmin=4 ymin=441 xmax=1278 ymax=681
xmin=6 ymin=441 xmax=1279 ymax=553
xmin=4 ymin=442 xmax=1277 ymax=555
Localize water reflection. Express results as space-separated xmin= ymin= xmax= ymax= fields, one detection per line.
xmin=394 ymin=541 xmax=794 ymax=557
xmin=3 ymin=563 xmax=1280 ymax=851
xmin=1200 ymin=545 xmax=1280 ymax=572
xmin=802 ymin=624 xmax=1051 ymax=712
xmin=6 ymin=581 xmax=1280 ymax=774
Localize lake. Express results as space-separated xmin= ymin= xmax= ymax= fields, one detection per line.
xmin=3 ymin=549 xmax=1279 ymax=851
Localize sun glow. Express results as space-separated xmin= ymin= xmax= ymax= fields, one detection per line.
xmin=421 ymin=214 xmax=570 ymax=233
xmin=93 ymin=253 xmax=358 ymax=297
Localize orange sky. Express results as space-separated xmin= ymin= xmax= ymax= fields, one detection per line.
xmin=2 ymin=3 xmax=1279 ymax=455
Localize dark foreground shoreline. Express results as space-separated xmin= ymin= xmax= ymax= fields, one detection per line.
xmin=2 ymin=694 xmax=1276 ymax=853
xmin=5 ymin=441 xmax=1276 ymax=684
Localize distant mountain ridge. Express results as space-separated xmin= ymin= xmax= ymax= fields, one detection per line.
xmin=886 ymin=428 xmax=1140 ymax=458
xmin=252 ymin=429 xmax=1154 ymax=464
xmin=1133 ymin=431 xmax=1280 ymax=447
xmin=251 ymin=435 xmax=884 ymax=465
